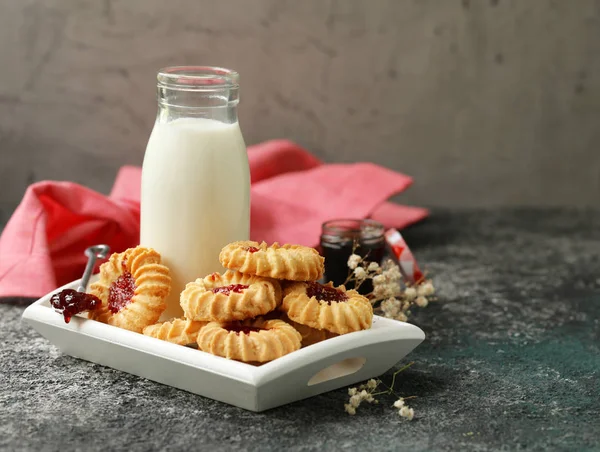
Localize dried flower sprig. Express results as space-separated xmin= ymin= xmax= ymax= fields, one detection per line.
xmin=345 ymin=247 xmax=436 ymax=322
xmin=344 ymin=362 xmax=416 ymax=419
xmin=343 ymin=243 xmax=430 ymax=417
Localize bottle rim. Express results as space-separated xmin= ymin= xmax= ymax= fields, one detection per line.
xmin=157 ymin=66 xmax=239 ymax=92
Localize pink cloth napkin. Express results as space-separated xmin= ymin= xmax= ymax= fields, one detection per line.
xmin=0 ymin=140 xmax=427 ymax=298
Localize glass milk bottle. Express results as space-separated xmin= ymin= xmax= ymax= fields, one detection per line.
xmin=140 ymin=66 xmax=250 ymax=319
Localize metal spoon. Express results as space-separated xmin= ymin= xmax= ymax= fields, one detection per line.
xmin=76 ymin=244 xmax=111 ymax=292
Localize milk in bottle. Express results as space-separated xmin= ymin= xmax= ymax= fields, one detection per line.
xmin=140 ymin=67 xmax=250 ymax=319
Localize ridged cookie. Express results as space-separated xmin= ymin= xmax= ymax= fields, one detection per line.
xmin=143 ymin=318 xmax=207 ymax=345
xmin=197 ymin=318 xmax=302 ymax=362
xmin=88 ymin=247 xmax=171 ymax=333
xmin=279 ymin=313 xmax=333 ymax=347
xmin=180 ymin=270 xmax=281 ymax=322
xmin=281 ymin=281 xmax=373 ymax=335
xmin=219 ymin=241 xmax=324 ymax=281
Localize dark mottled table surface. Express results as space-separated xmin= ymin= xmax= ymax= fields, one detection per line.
xmin=1 ymin=209 xmax=599 ymax=451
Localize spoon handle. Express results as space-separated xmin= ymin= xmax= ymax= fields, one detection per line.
xmin=77 ymin=244 xmax=111 ymax=292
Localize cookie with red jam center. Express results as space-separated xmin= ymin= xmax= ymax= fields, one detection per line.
xmin=180 ymin=270 xmax=282 ymax=323
xmin=219 ymin=241 xmax=324 ymax=281
xmin=281 ymin=281 xmax=373 ymax=335
xmin=88 ymin=246 xmax=171 ymax=333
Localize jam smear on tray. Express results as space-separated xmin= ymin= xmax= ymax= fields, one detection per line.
xmin=224 ymin=323 xmax=264 ymax=335
xmin=245 ymin=246 xmax=260 ymax=253
xmin=108 ymin=271 xmax=136 ymax=313
xmin=211 ymin=284 xmax=249 ymax=295
xmin=306 ymin=281 xmax=348 ymax=304
xmin=50 ymin=289 xmax=101 ymax=323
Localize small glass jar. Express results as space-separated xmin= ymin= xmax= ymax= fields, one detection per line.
xmin=320 ymin=219 xmax=386 ymax=294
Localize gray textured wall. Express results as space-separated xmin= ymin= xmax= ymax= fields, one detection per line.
xmin=1 ymin=0 xmax=600 ymax=222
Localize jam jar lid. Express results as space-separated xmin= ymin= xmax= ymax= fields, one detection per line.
xmin=321 ymin=219 xmax=385 ymax=245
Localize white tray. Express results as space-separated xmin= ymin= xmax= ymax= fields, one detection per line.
xmin=21 ymin=279 xmax=425 ymax=412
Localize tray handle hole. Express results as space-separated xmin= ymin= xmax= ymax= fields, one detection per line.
xmin=307 ymin=357 xmax=366 ymax=386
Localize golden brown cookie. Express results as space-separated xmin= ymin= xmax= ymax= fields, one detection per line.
xmin=88 ymin=247 xmax=171 ymax=333
xmin=180 ymin=270 xmax=281 ymax=322
xmin=279 ymin=313 xmax=334 ymax=347
xmin=219 ymin=241 xmax=324 ymax=281
xmin=281 ymin=281 xmax=373 ymax=335
xmin=142 ymin=318 xmax=207 ymax=345
xmin=197 ymin=318 xmax=302 ymax=362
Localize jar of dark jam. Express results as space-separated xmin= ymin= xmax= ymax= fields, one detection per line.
xmin=320 ymin=219 xmax=386 ymax=295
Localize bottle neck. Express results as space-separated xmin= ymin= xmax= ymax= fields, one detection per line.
xmin=156 ymin=95 xmax=238 ymax=124
xmin=155 ymin=66 xmax=240 ymax=124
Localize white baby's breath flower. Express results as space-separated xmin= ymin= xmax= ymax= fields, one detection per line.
xmin=380 ymin=258 xmax=397 ymax=271
xmin=415 ymin=296 xmax=429 ymax=307
xmin=395 ymin=312 xmax=408 ymax=322
xmin=404 ymin=287 xmax=417 ymax=301
xmin=383 ymin=266 xmax=402 ymax=282
xmin=417 ymin=282 xmax=435 ymax=297
xmin=372 ymin=274 xmax=386 ymax=285
xmin=393 ymin=398 xmax=405 ymax=409
xmin=367 ymin=262 xmax=380 ymax=272
xmin=376 ymin=283 xmax=398 ymax=300
xmin=341 ymin=255 xmax=427 ymax=418
xmin=347 ymin=254 xmax=361 ymax=270
xmin=386 ymin=282 xmax=401 ymax=298
xmin=381 ymin=298 xmax=400 ymax=317
xmin=399 ymin=406 xmax=415 ymax=420
xmin=373 ymin=285 xmax=387 ymax=299
xmin=354 ymin=267 xmax=367 ymax=279
xmin=349 ymin=394 xmax=362 ymax=408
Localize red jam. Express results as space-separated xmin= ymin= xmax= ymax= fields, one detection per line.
xmin=50 ymin=289 xmax=101 ymax=323
xmin=224 ymin=323 xmax=264 ymax=335
xmin=306 ymin=281 xmax=348 ymax=304
xmin=108 ymin=271 xmax=136 ymax=313
xmin=245 ymin=246 xmax=260 ymax=253
xmin=211 ymin=284 xmax=249 ymax=295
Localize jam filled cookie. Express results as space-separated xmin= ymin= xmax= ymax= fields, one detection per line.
xmin=180 ymin=270 xmax=282 ymax=322
xmin=143 ymin=318 xmax=207 ymax=346
xmin=282 ymin=281 xmax=373 ymax=335
xmin=219 ymin=241 xmax=324 ymax=282
xmin=196 ymin=318 xmax=302 ymax=363
xmin=88 ymin=247 xmax=171 ymax=333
